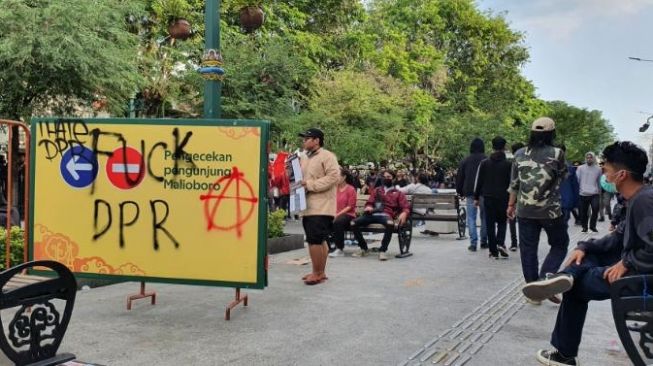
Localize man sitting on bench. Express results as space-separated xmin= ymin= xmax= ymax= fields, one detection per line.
xmin=521 ymin=141 xmax=653 ymax=366
xmin=352 ymin=170 xmax=410 ymax=261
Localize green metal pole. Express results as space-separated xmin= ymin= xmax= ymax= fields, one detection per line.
xmin=204 ymin=0 xmax=221 ymax=119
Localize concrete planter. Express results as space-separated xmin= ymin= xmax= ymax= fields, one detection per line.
xmin=268 ymin=233 xmax=304 ymax=254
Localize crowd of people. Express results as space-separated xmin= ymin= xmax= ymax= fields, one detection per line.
xmin=273 ymin=117 xmax=652 ymax=365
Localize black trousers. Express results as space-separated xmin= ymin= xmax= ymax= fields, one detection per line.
xmin=579 ymin=195 xmax=599 ymax=230
xmin=352 ymin=214 xmax=394 ymax=252
xmin=509 ymin=217 xmax=518 ymax=247
xmin=332 ymin=214 xmax=354 ymax=250
xmin=483 ymin=196 xmax=508 ymax=256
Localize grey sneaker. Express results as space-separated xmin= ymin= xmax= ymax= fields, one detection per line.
xmin=379 ymin=252 xmax=388 ymax=261
xmin=352 ymin=249 xmax=368 ymax=257
xmin=536 ymin=349 xmax=578 ymax=365
xmin=523 ymin=274 xmax=574 ymax=302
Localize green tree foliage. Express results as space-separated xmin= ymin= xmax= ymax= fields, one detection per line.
xmin=357 ymin=0 xmax=531 ymax=114
xmin=0 ymin=226 xmax=25 ymax=270
xmin=0 ymin=0 xmax=145 ymax=119
xmin=0 ymin=0 xmax=616 ymax=169
xmin=547 ymin=101 xmax=616 ymax=162
xmin=278 ymin=69 xmax=413 ymax=163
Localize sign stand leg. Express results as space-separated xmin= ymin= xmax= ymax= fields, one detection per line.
xmin=225 ymin=288 xmax=248 ymax=321
xmin=127 ymin=282 xmax=156 ymax=310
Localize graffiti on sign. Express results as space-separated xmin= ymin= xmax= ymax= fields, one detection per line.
xmin=31 ymin=118 xmax=269 ymax=288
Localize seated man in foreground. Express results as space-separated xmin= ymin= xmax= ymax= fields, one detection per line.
xmin=351 ymin=170 xmax=410 ymax=261
xmin=521 ymin=141 xmax=653 ymax=366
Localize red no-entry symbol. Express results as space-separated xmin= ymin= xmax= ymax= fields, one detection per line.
xmin=199 ymin=167 xmax=259 ymax=238
xmin=106 ymin=146 xmax=145 ymax=190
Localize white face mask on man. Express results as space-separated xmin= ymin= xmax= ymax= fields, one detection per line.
xmin=603 ymin=169 xmax=628 ymax=193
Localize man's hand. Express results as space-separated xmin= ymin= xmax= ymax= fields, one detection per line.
xmin=507 ymin=205 xmax=516 ymax=220
xmin=364 ymin=206 xmax=373 ymax=213
xmin=397 ymin=212 xmax=408 ymax=226
xmin=474 ymin=200 xmax=480 ymax=208
xmin=299 ymin=180 xmax=308 ymax=187
xmin=608 ymin=224 xmax=615 ymax=232
xmin=604 ymin=260 xmax=628 ymax=284
xmin=564 ymin=249 xmax=586 ymax=267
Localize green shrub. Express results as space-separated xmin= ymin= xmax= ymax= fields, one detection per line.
xmin=0 ymin=226 xmax=25 ymax=271
xmin=268 ymin=209 xmax=286 ymax=239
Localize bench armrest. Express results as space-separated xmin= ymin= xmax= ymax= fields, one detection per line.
xmin=611 ymin=274 xmax=653 ymax=366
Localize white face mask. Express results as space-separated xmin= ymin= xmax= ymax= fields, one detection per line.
xmin=604 ymin=169 xmax=631 ymax=192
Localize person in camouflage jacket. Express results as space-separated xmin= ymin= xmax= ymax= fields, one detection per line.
xmin=507 ymin=117 xmax=570 ymax=302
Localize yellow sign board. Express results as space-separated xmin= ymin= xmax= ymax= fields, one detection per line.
xmin=30 ymin=118 xmax=268 ymax=288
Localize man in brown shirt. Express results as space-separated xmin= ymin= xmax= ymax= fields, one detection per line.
xmin=298 ymin=128 xmax=339 ymax=285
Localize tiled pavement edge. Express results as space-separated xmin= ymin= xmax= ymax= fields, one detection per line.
xmin=397 ymin=224 xmax=631 ymax=366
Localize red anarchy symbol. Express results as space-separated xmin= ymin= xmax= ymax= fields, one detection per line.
xmin=199 ymin=167 xmax=258 ymax=238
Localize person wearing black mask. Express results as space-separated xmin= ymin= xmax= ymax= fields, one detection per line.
xmin=351 ymin=170 xmax=410 ymax=261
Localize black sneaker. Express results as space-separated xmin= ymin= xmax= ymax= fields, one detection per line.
xmin=522 ymin=273 xmax=574 ymax=302
xmin=467 ymin=245 xmax=477 ymax=252
xmin=536 ymin=349 xmax=577 ymax=365
xmin=581 ymin=229 xmax=588 ymax=233
xmin=498 ymin=246 xmax=509 ymax=258
xmin=509 ymin=245 xmax=518 ymax=252
xmin=488 ymin=253 xmax=499 ymax=260
xmin=590 ymin=228 xmax=598 ymax=233
xmin=480 ymin=243 xmax=488 ymax=249
xmin=598 ymin=217 xmax=605 ymax=222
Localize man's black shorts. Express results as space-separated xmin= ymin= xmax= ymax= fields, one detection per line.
xmin=302 ymin=215 xmax=334 ymax=245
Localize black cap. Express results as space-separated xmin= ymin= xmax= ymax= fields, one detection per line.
xmin=298 ymin=128 xmax=324 ymax=139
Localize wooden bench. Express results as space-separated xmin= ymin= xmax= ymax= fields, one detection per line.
xmin=409 ymin=193 xmax=467 ymax=240
xmin=346 ymin=195 xmax=413 ymax=258
xmin=2 ymin=273 xmax=51 ymax=292
xmin=610 ymin=274 xmax=653 ymax=366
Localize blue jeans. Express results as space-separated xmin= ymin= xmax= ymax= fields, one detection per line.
xmin=551 ymin=250 xmax=621 ymax=357
xmin=466 ymin=196 xmax=487 ymax=247
xmin=518 ymin=216 xmax=569 ymax=283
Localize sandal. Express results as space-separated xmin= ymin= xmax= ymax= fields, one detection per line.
xmin=304 ymin=274 xmax=327 ymax=285
xmin=302 ymin=273 xmax=328 ymax=281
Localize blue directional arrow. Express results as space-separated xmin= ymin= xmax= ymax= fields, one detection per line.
xmin=60 ymin=145 xmax=99 ymax=188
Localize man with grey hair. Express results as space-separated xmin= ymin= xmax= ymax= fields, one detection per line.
xmin=576 ymin=152 xmax=602 ymax=233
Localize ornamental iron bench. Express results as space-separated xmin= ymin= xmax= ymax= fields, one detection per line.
xmin=0 ymin=260 xmax=77 ymax=366
xmin=610 ymin=274 xmax=653 ymax=366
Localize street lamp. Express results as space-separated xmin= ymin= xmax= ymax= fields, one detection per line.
xmin=629 ymin=57 xmax=653 ymax=62
xmin=201 ymin=0 xmax=223 ymax=119
xmin=199 ymin=2 xmax=265 ymax=119
xmin=640 ymin=116 xmax=652 ymax=133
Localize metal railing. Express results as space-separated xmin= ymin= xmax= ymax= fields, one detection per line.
xmin=0 ymin=120 xmax=31 ymax=270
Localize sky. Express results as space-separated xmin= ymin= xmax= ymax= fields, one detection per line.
xmin=478 ymin=0 xmax=653 ymax=150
